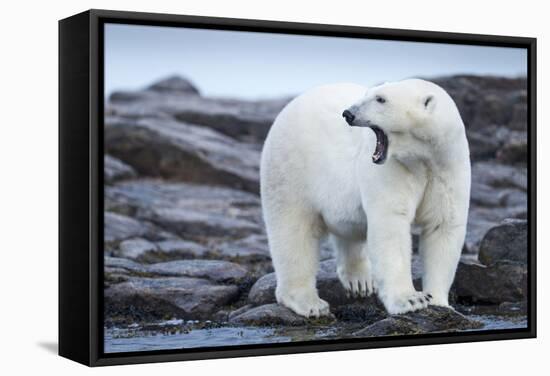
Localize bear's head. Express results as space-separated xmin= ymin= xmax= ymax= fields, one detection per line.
xmin=342 ymin=79 xmax=465 ymax=165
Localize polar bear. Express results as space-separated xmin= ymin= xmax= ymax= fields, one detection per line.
xmin=260 ymin=79 xmax=470 ymax=317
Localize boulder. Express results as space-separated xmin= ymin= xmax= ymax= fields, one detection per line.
xmin=247 ymin=273 xmax=277 ymax=306
xmin=104 ymin=115 xmax=261 ymax=193
xmin=452 ymin=260 xmax=527 ymax=304
xmin=478 ymin=219 xmax=528 ymax=265
xmin=354 ymin=306 xmax=482 ymax=337
xmin=229 ymin=304 xmax=308 ymax=326
xmin=104 ymin=276 xmax=240 ymax=322
xmin=465 ymin=206 xmax=527 ymax=253
xmin=105 ymin=180 xmax=263 ymax=240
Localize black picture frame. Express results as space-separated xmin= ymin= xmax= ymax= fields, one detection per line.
xmin=59 ymin=8 xmax=537 ymax=367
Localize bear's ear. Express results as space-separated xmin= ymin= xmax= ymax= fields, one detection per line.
xmin=423 ymin=94 xmax=435 ymax=112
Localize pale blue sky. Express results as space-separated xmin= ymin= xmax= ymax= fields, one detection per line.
xmin=105 ymin=23 xmax=527 ymax=100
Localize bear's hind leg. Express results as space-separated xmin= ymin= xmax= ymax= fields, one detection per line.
xmin=331 ymin=235 xmax=372 ymax=298
xmin=267 ymin=211 xmax=330 ymax=318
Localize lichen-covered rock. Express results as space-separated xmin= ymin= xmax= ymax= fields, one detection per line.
xmin=353 ymin=306 xmax=482 ymax=337
xmin=104 ymin=276 xmax=240 ymax=322
xmin=478 ymin=219 xmax=527 ymax=265
xmin=452 ymin=260 xmax=527 ymax=303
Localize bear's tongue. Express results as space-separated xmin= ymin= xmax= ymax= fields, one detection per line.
xmin=370 ymin=126 xmax=388 ymax=164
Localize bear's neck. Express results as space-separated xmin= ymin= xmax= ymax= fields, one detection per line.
xmin=395 ymin=129 xmax=469 ymax=174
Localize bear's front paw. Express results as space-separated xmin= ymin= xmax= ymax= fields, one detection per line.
xmin=276 ymin=289 xmax=331 ymax=318
xmin=381 ymin=291 xmax=431 ymax=315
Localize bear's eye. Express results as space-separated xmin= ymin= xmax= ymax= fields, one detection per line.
xmin=376 ymin=96 xmax=386 ymax=104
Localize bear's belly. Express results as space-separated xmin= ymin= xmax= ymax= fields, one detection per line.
xmin=322 ymin=203 xmax=367 ymax=240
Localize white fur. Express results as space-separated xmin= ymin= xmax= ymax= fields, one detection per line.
xmin=260 ymin=79 xmax=470 ymax=317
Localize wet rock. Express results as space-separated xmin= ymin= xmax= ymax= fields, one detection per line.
xmin=498 ymin=301 xmax=528 ymax=315
xmin=354 ymin=306 xmax=482 ymax=337
xmin=105 ymin=180 xmax=263 ymax=240
xmin=115 ymin=238 xmax=158 ymax=260
xmin=104 ymin=155 xmax=136 ymax=183
xmin=227 ymin=304 xmax=254 ymax=321
xmin=146 ymin=259 xmax=249 ymax=284
xmin=104 ymin=276 xmax=240 ymax=321
xmin=453 ymin=260 xmax=527 ymax=304
xmin=478 ymin=219 xmax=527 ymax=265
xmin=104 ymin=115 xmax=261 ymax=193
xmin=229 ymin=304 xmax=308 ymax=326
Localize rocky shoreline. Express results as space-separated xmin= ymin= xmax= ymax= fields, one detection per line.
xmin=103 ymin=75 xmax=528 ymax=349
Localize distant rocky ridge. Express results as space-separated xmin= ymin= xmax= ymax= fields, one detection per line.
xmin=104 ymin=75 xmax=528 ymax=336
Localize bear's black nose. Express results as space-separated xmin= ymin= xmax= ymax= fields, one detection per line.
xmin=342 ymin=109 xmax=355 ymax=125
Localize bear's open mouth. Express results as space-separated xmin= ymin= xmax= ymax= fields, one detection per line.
xmin=369 ymin=125 xmax=388 ymax=164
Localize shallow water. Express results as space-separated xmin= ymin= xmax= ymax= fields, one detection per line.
xmin=104 ymin=314 xmax=527 ymax=353
xmin=105 ymin=326 xmax=286 ymax=353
